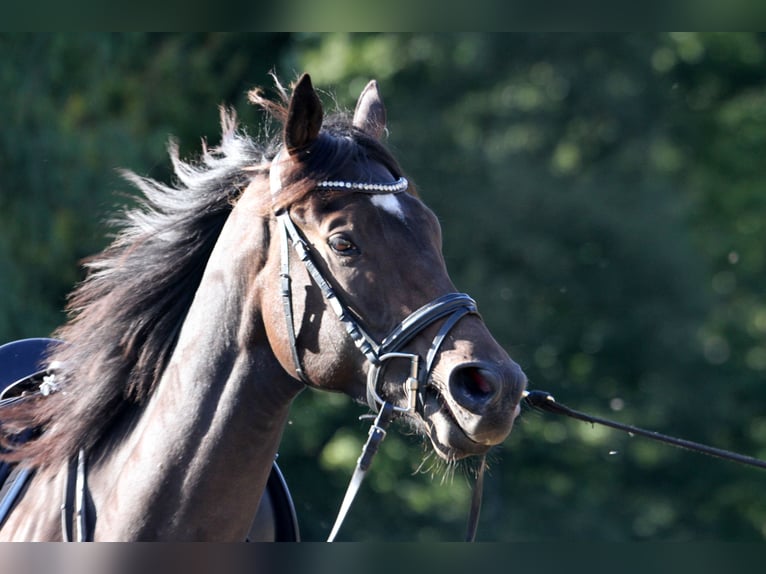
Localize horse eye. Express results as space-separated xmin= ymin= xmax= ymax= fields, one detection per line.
xmin=328 ymin=234 xmax=358 ymax=255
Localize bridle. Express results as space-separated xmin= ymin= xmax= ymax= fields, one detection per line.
xmin=273 ymin=145 xmax=766 ymax=541
xmin=271 ymin=151 xmax=478 ymax=413
xmin=270 ymin=151 xmax=486 ymax=541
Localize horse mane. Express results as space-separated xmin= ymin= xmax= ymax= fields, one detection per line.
xmin=0 ymin=78 xmax=406 ymax=468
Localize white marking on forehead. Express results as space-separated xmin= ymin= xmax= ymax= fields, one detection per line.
xmin=370 ymin=193 xmax=406 ymax=221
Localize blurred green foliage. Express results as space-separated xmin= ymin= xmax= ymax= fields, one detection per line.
xmin=2 ymin=33 xmax=766 ymax=541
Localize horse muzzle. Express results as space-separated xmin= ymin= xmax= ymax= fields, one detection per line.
xmin=418 ymin=359 xmax=526 ymax=459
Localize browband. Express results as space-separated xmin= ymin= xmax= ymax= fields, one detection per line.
xmin=269 ymin=149 xmax=408 ymax=196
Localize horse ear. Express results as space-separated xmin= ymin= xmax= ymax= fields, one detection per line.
xmin=353 ymin=80 xmax=387 ymax=140
xmin=284 ymin=73 xmax=323 ymax=155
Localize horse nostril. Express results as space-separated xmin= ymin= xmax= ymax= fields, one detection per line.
xmin=466 ymin=368 xmax=494 ymax=396
xmin=449 ymin=366 xmax=500 ymax=412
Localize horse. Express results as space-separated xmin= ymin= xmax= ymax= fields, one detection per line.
xmin=0 ymin=73 xmax=526 ymax=541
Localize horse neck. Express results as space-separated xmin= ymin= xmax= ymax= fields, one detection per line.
xmin=90 ymin=197 xmax=304 ymax=540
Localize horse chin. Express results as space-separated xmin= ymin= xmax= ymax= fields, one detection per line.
xmin=419 ymin=390 xmax=494 ymax=461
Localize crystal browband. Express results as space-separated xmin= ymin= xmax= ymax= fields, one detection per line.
xmin=315 ymin=177 xmax=408 ymax=194
xmin=269 ymin=148 xmax=409 ymax=196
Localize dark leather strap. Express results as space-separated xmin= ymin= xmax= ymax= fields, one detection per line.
xmin=279 ymin=216 xmax=308 ymax=383
xmin=61 ymin=455 xmax=77 ymax=542
xmin=465 ymin=455 xmax=486 ymax=542
xmin=379 ymin=293 xmax=477 ymax=356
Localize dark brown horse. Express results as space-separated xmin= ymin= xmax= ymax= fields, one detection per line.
xmin=0 ymin=74 xmax=526 ymax=541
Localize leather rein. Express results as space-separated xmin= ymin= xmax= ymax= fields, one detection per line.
xmin=271 ymin=151 xmax=486 ymax=541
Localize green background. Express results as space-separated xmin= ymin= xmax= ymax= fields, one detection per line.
xmin=3 ymin=33 xmax=766 ymax=541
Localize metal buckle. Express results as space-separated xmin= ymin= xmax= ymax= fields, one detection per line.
xmin=366 ymin=352 xmax=420 ymax=413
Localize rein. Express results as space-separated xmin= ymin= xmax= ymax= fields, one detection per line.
xmin=524 ymin=390 xmax=766 ymax=470
xmin=270 ymin=151 xmax=485 ymax=541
